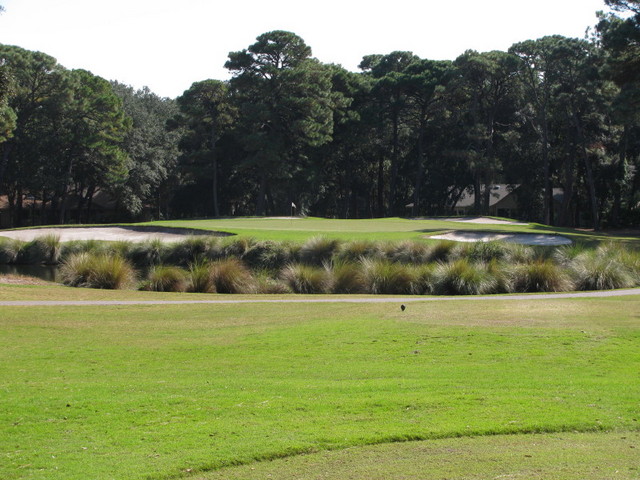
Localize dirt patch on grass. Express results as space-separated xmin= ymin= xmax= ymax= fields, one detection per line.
xmin=0 ymin=274 xmax=54 ymax=285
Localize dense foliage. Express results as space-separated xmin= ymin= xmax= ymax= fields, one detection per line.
xmin=1 ymin=2 xmax=639 ymax=228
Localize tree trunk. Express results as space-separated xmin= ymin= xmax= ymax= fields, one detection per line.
xmin=573 ymin=114 xmax=599 ymax=230
xmin=210 ymin=126 xmax=219 ymax=218
xmin=256 ymin=171 xmax=268 ymax=216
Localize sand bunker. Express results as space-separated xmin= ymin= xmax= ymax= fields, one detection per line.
xmin=422 ymin=217 xmax=530 ymax=225
xmin=0 ymin=226 xmax=228 ymax=243
xmin=430 ymin=231 xmax=572 ymax=246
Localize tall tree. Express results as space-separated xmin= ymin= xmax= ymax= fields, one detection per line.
xmin=451 ymin=50 xmax=520 ymax=215
xmin=112 ymin=83 xmax=181 ymax=219
xmin=225 ymin=31 xmax=340 ymax=215
xmin=174 ymin=80 xmax=235 ymax=217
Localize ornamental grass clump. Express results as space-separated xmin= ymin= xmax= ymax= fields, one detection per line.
xmin=465 ymin=240 xmax=511 ymax=263
xmin=384 ymin=240 xmax=431 ymax=264
xmin=431 ymin=258 xmax=497 ymax=295
xmin=334 ymin=240 xmax=382 ymax=263
xmin=358 ymin=258 xmax=417 ymax=295
xmin=328 ymin=260 xmax=366 ymax=294
xmin=298 ymin=236 xmax=342 ymax=266
xmin=280 ymin=263 xmax=331 ymax=294
xmin=254 ymin=272 xmax=292 ymax=294
xmin=60 ymin=239 xmax=108 ymax=259
xmin=165 ymin=237 xmax=210 ymax=266
xmin=60 ymin=252 xmax=136 ymax=289
xmin=569 ymin=247 xmax=635 ymax=291
xmin=187 ymin=262 xmax=214 ymax=293
xmin=0 ymin=237 xmax=23 ymax=264
xmin=507 ymin=259 xmax=573 ymax=293
xmin=16 ymin=234 xmax=61 ymax=264
xmin=428 ymin=240 xmax=457 ymax=262
xmin=242 ymin=240 xmax=295 ymax=270
xmin=126 ymin=238 xmax=167 ymax=268
xmin=141 ymin=265 xmax=188 ymax=292
xmin=208 ymin=258 xmax=256 ymax=294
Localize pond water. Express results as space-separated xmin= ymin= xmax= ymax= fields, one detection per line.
xmin=0 ymin=264 xmax=60 ymax=282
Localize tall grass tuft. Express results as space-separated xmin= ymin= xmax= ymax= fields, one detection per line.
xmin=141 ymin=265 xmax=188 ymax=292
xmin=358 ymin=258 xmax=417 ymax=294
xmin=431 ymin=259 xmax=497 ymax=295
xmin=208 ymin=258 xmax=256 ymax=294
xmin=298 ymin=236 xmax=342 ymax=266
xmin=280 ymin=263 xmax=331 ymax=294
xmin=384 ymin=240 xmax=431 ymax=264
xmin=507 ymin=259 xmax=573 ymax=293
xmin=335 ymin=240 xmax=383 ymax=263
xmin=16 ymin=234 xmax=61 ymax=264
xmin=0 ymin=237 xmax=23 ymax=263
xmin=60 ymin=239 xmax=108 ymax=259
xmin=127 ymin=238 xmax=167 ymax=268
xmin=242 ymin=240 xmax=295 ymax=270
xmin=254 ymin=271 xmax=292 ymax=294
xmin=428 ymin=240 xmax=457 ymax=262
xmin=569 ymin=246 xmax=635 ymax=291
xmin=165 ymin=237 xmax=210 ymax=266
xmin=328 ymin=260 xmax=366 ymax=294
xmin=187 ymin=262 xmax=215 ymax=293
xmin=465 ymin=240 xmax=511 ymax=263
xmin=60 ymin=252 xmax=136 ymax=289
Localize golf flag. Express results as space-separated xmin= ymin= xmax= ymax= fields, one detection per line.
xmin=291 ymin=202 xmax=296 ymax=208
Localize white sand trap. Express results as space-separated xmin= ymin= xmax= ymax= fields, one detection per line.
xmin=431 ymin=231 xmax=572 ymax=246
xmin=423 ymin=217 xmax=529 ymax=225
xmin=0 ymin=227 xmax=224 ymax=243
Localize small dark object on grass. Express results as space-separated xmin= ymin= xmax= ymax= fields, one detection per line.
xmin=401 ymin=304 xmax=406 ymax=311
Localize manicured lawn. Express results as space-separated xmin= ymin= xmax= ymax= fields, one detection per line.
xmin=1 ymin=288 xmax=639 ymax=479
xmin=140 ymin=216 xmax=636 ymax=244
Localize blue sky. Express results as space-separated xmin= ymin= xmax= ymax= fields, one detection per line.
xmin=0 ymin=0 xmax=608 ymax=98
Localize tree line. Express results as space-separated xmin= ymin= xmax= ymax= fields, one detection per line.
xmin=0 ymin=0 xmax=638 ymax=229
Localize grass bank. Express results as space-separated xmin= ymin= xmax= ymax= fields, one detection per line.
xmin=1 ymin=290 xmax=639 ymax=479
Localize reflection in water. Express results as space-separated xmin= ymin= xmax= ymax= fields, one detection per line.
xmin=0 ymin=264 xmax=60 ymax=282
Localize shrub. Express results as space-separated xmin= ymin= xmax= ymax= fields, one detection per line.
xmin=431 ymin=259 xmax=498 ymax=295
xmin=142 ymin=265 xmax=188 ymax=292
xmin=280 ymin=263 xmax=331 ymax=294
xmin=358 ymin=258 xmax=417 ymax=295
xmin=298 ymin=236 xmax=341 ymax=266
xmin=209 ymin=258 xmax=255 ymax=294
xmin=60 ymin=252 xmax=136 ymax=289
xmin=507 ymin=259 xmax=573 ymax=293
xmin=16 ymin=234 xmax=61 ymax=264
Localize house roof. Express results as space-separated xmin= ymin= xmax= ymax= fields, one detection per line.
xmin=454 ymin=185 xmax=517 ymax=208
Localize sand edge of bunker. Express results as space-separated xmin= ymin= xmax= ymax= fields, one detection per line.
xmin=429 ymin=230 xmax=572 ymax=246
xmin=0 ymin=225 xmax=234 ymax=243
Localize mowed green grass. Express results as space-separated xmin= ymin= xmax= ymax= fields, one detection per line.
xmin=1 ymin=289 xmax=639 ymax=479
xmin=140 ymin=216 xmax=635 ymax=244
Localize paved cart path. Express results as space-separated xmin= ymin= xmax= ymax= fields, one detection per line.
xmin=1 ymin=288 xmax=639 ymax=306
